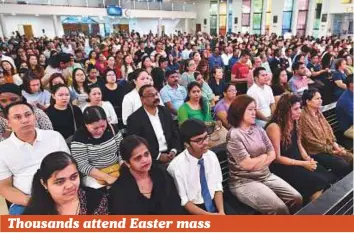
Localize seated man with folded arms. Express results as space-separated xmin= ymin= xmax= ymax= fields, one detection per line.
xmin=167 ymin=119 xmax=225 ymax=215
xmin=0 ymin=102 xmax=70 ymax=215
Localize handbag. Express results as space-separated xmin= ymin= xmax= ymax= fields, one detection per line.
xmin=95 ymin=123 xmax=120 ymax=185
xmin=205 ymin=121 xmax=228 ymax=148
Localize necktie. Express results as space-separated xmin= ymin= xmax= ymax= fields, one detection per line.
xmin=198 ymin=158 xmax=216 ymax=212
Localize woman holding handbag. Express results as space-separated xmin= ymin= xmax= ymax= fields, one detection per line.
xmin=46 ymin=84 xmax=84 ymax=141
xmin=70 ymin=106 xmax=123 ymax=190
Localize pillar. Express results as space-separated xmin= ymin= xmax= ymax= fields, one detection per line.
xmin=52 ymin=15 xmax=59 ymax=37
xmin=291 ymin=0 xmax=299 ymax=35
xmin=184 ymin=18 xmax=189 ymax=33
xmin=305 ymin=0 xmax=316 ymax=36
xmin=261 ymin=0 xmax=268 ymax=34
xmin=0 ymin=14 xmax=8 ymax=38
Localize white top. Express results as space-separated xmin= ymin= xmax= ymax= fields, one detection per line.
xmin=122 ymin=89 xmax=164 ymax=125
xmin=221 ymin=53 xmax=232 ymax=66
xmin=247 ymin=83 xmax=275 ymax=127
xmin=22 ymin=90 xmax=51 ymax=106
xmin=144 ymin=107 xmax=168 ymax=160
xmin=167 ymin=149 xmax=223 ymax=206
xmin=81 ymin=101 xmax=118 ymax=125
xmin=0 ymin=129 xmax=70 ymax=195
xmin=181 ymin=49 xmax=192 ymax=60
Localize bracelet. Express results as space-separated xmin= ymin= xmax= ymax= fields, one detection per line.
xmin=291 ymin=159 xmax=295 ymax=166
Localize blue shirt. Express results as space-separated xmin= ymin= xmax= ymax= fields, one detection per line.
xmin=332 ymin=70 xmax=347 ymax=100
xmin=228 ymin=56 xmax=239 ymax=70
xmin=208 ymin=55 xmax=223 ymax=71
xmin=336 ymin=90 xmax=353 ymax=131
xmin=160 ymin=84 xmax=187 ymax=112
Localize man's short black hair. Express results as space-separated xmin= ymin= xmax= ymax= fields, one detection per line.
xmin=4 ymin=101 xmax=34 ymax=119
xmin=180 ymin=119 xmax=206 ymax=143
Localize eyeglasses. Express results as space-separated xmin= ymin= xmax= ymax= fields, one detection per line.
xmin=190 ymin=134 xmax=209 ymax=145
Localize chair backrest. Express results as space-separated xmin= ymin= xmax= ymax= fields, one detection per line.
xmin=210 ymin=143 xmax=229 ymax=189
xmin=321 ymin=102 xmax=340 ymax=134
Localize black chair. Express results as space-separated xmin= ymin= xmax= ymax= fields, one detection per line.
xmin=296 ymin=172 xmax=353 ymax=215
xmin=322 ymin=103 xmax=353 ymax=151
xmin=211 ymin=144 xmax=258 ymax=215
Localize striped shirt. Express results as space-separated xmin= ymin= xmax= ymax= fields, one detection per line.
xmin=70 ymin=125 xmax=123 ymax=175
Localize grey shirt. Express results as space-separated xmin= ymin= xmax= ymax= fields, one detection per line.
xmin=226 ymin=125 xmax=274 ymax=186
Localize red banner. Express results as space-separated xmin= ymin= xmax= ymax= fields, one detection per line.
xmin=1 ymin=216 xmax=354 ymax=232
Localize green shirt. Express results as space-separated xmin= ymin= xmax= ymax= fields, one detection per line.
xmin=177 ymin=99 xmax=213 ymax=124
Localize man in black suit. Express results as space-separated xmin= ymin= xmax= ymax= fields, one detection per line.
xmin=127 ymin=84 xmax=181 ymax=164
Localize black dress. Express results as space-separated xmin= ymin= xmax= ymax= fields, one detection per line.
xmin=109 ymin=165 xmax=184 ymax=215
xmin=269 ymin=129 xmax=336 ymax=202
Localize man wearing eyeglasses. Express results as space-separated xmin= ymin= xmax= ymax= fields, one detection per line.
xmin=167 ymin=119 xmax=225 ymax=215
xmin=127 ymin=84 xmax=181 ymax=164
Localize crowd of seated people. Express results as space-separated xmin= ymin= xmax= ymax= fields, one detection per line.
xmin=0 ymin=31 xmax=353 ymax=215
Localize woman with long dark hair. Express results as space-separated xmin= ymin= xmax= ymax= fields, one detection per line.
xmin=179 ymin=59 xmax=197 ymax=88
xmin=266 ymin=94 xmax=336 ymax=202
xmin=23 ymin=151 xmax=108 ymax=215
xmin=46 ymin=84 xmax=84 ymax=140
xmin=22 ymin=72 xmax=51 ymax=110
xmin=70 ymin=68 xmax=89 ymax=109
xmin=27 ymin=54 xmax=45 ymax=79
xmin=299 ymin=88 xmax=352 ymax=178
xmin=81 ymin=85 xmax=118 ymax=125
xmin=226 ymin=95 xmax=302 ymax=214
xmin=177 ymin=81 xmax=212 ymax=124
xmin=271 ymin=68 xmax=290 ymax=103
xmin=109 ymin=135 xmax=183 ymax=214
xmin=121 ymin=54 xmax=135 ymax=80
xmin=71 ymin=106 xmax=123 ymax=189
xmin=0 ymin=60 xmax=22 ymax=85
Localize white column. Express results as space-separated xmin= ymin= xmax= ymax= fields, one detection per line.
xmin=261 ymin=0 xmax=268 ymax=34
xmin=226 ymin=0 xmax=229 ymax=34
xmin=305 ymin=0 xmax=316 ymax=36
xmin=249 ymin=1 xmax=254 ymax=34
xmin=158 ymin=17 xmax=162 ymax=36
xmin=0 ymin=14 xmax=8 ymax=38
xmin=52 ymin=15 xmax=59 ymax=37
xmin=271 ymin=0 xmax=285 ymax=35
xmin=185 ymin=18 xmax=189 ymax=33
xmin=291 ymin=0 xmax=299 ymax=35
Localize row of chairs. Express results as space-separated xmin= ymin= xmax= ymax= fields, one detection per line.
xmin=210 ymin=101 xmax=353 ymax=215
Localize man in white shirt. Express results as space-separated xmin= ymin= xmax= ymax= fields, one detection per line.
xmin=168 ymin=119 xmax=225 ymax=215
xmin=181 ymin=43 xmax=192 ymax=60
xmin=0 ymin=102 xmax=70 ymax=215
xmin=127 ymin=84 xmax=181 ymax=164
xmin=247 ymin=67 xmax=275 ymax=128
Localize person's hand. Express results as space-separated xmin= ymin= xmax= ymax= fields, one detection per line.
xmin=303 ymin=160 xmax=317 ymax=171
xmin=105 ymin=175 xmax=118 ymax=185
xmin=0 ymin=77 xmax=6 ymax=85
xmin=159 ymin=153 xmax=172 ymax=163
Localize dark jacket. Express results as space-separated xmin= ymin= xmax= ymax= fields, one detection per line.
xmin=109 ymin=165 xmax=184 ymax=215
xmin=127 ymin=105 xmax=181 ymax=161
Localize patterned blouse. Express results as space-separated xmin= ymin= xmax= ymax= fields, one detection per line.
xmin=0 ymin=107 xmax=53 ymax=141
xmin=299 ymin=106 xmax=336 ymax=155
xmin=78 ymin=188 xmax=108 ymax=215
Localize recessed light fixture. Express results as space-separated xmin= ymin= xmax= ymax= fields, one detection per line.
xmin=11 ymin=13 xmax=16 ymax=16
xmin=35 ymin=14 xmax=39 ymax=16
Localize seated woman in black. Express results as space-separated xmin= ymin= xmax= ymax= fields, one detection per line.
xmin=101 ymin=69 xmax=125 ymax=127
xmin=109 ymin=135 xmax=183 ymax=215
xmin=23 ymin=151 xmax=108 ymax=215
xmin=266 ymin=94 xmax=336 ymax=203
xmin=46 ymin=84 xmax=84 ymax=141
